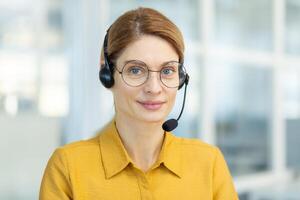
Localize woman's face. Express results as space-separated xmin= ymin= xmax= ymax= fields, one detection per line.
xmin=111 ymin=35 xmax=179 ymax=124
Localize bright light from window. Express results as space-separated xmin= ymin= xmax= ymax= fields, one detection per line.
xmin=0 ymin=0 xmax=68 ymax=117
xmin=4 ymin=95 xmax=18 ymax=116
xmin=38 ymin=85 xmax=68 ymax=117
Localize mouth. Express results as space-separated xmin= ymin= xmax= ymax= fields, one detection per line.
xmin=137 ymin=100 xmax=166 ymax=111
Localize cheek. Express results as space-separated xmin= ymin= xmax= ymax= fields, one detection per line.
xmin=112 ymin=83 xmax=137 ymax=108
xmin=168 ymin=90 xmax=178 ymax=107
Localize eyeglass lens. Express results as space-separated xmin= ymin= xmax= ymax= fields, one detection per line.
xmin=120 ymin=60 xmax=186 ymax=88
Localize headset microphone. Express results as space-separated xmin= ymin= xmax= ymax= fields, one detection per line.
xmin=162 ymin=74 xmax=189 ymax=132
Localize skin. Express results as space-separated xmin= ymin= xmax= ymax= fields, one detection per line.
xmin=110 ymin=34 xmax=179 ymax=172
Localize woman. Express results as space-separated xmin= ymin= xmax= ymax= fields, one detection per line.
xmin=40 ymin=7 xmax=238 ymax=200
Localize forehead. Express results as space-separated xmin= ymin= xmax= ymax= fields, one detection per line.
xmin=116 ymin=35 xmax=179 ymax=67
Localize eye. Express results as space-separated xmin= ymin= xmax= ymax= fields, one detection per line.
xmin=126 ymin=66 xmax=146 ymax=76
xmin=161 ymin=67 xmax=176 ymax=75
xmin=130 ymin=67 xmax=142 ymax=74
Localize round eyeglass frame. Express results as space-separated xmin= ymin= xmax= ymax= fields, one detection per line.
xmin=114 ymin=60 xmax=187 ymax=88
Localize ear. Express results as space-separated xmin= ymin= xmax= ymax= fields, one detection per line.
xmin=100 ymin=64 xmax=105 ymax=72
xmin=100 ymin=61 xmax=105 ymax=69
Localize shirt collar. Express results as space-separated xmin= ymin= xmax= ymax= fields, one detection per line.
xmin=99 ymin=121 xmax=132 ymax=179
xmin=98 ymin=120 xmax=182 ymax=179
xmin=156 ymin=131 xmax=182 ymax=178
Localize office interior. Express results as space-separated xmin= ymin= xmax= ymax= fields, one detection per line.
xmin=0 ymin=0 xmax=300 ymax=199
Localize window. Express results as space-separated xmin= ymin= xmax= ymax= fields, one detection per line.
xmin=0 ymin=0 xmax=68 ymax=117
xmin=286 ymin=0 xmax=300 ymax=55
xmin=215 ymin=0 xmax=273 ymax=51
xmin=284 ymin=68 xmax=300 ymax=169
xmin=214 ymin=62 xmax=272 ymax=176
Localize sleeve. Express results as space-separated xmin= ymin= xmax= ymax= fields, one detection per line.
xmin=212 ymin=147 xmax=239 ymax=200
xmin=39 ymin=148 xmax=73 ymax=200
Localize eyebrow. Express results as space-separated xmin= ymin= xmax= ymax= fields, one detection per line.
xmin=123 ymin=59 xmax=180 ymax=66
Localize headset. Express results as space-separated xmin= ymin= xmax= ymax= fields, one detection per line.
xmin=99 ymin=28 xmax=190 ymax=132
xmin=99 ymin=28 xmax=115 ymax=88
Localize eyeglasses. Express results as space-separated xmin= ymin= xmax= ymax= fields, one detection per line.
xmin=115 ymin=60 xmax=187 ymax=88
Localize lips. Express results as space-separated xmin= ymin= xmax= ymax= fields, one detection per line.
xmin=137 ymin=100 xmax=166 ymax=111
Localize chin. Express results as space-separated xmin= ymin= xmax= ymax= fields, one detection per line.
xmin=136 ymin=112 xmax=166 ymax=124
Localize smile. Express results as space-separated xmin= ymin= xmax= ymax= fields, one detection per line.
xmin=137 ymin=101 xmax=166 ymax=111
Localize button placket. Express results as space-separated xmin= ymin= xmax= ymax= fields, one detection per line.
xmin=140 ymin=176 xmax=148 ymax=188
xmin=135 ymin=169 xmax=153 ymax=200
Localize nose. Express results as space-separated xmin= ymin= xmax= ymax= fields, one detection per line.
xmin=143 ymin=71 xmax=162 ymax=94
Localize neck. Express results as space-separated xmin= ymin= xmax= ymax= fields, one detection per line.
xmin=115 ymin=113 xmax=165 ymax=172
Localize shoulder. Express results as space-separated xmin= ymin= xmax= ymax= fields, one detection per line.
xmin=60 ymin=136 xmax=99 ymax=151
xmin=51 ymin=136 xmax=100 ymax=163
xmin=170 ymin=134 xmax=222 ymax=163
xmin=169 ymin=134 xmax=233 ymax=180
xmin=58 ymin=136 xmax=99 ymax=152
xmin=172 ymin=134 xmax=219 ymax=153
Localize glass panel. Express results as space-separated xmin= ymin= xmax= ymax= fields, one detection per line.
xmin=109 ymin=0 xmax=201 ymax=41
xmin=39 ymin=54 xmax=69 ymax=116
xmin=283 ymin=68 xmax=300 ymax=169
xmin=215 ymin=0 xmax=273 ymax=51
xmin=283 ymin=68 xmax=300 ymax=119
xmin=286 ymin=0 xmax=300 ymax=55
xmin=0 ymin=2 xmax=35 ymax=49
xmin=0 ymin=0 xmax=67 ymax=116
xmin=214 ymin=62 xmax=272 ymax=176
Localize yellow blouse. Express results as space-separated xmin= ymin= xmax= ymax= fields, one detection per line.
xmin=40 ymin=120 xmax=239 ymax=200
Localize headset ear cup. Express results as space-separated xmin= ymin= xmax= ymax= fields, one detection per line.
xmin=178 ymin=78 xmax=185 ymax=90
xmin=178 ymin=82 xmax=184 ymax=90
xmin=178 ymin=67 xmax=187 ymax=90
xmin=178 ymin=72 xmax=189 ymax=90
xmin=99 ymin=64 xmax=114 ymax=88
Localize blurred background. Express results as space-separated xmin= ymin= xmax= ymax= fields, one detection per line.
xmin=1 ymin=0 xmax=300 ymax=199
